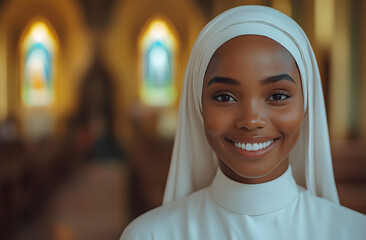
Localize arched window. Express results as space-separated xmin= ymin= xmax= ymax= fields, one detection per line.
xmin=138 ymin=16 xmax=179 ymax=106
xmin=19 ymin=18 xmax=59 ymax=107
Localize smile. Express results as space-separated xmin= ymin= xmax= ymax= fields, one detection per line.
xmin=234 ymin=140 xmax=274 ymax=151
xmin=225 ymin=137 xmax=279 ymax=159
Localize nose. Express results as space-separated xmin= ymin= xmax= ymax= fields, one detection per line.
xmin=235 ymin=102 xmax=267 ymax=131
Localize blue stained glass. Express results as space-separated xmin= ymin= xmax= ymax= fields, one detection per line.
xmin=25 ymin=43 xmax=52 ymax=90
xmin=144 ymin=41 xmax=172 ymax=88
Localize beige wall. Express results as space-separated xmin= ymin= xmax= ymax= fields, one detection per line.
xmin=329 ymin=0 xmax=351 ymax=140
xmin=361 ymin=0 xmax=366 ymax=138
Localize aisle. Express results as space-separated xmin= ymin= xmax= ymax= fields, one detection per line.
xmin=14 ymin=162 xmax=129 ymax=240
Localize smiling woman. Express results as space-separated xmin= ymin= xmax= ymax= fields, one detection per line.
xmin=120 ymin=6 xmax=366 ymax=240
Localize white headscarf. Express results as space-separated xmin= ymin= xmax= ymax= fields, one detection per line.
xmin=163 ymin=5 xmax=339 ymax=205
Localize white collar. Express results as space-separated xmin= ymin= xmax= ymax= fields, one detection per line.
xmin=208 ymin=166 xmax=298 ymax=215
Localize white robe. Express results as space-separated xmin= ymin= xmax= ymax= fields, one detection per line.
xmin=121 ymin=167 xmax=366 ymax=239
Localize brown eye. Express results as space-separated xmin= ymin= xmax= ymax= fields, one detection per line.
xmin=267 ymin=93 xmax=289 ymax=102
xmin=214 ymin=94 xmax=235 ymax=102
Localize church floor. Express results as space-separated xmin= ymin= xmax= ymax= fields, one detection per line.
xmin=12 ymin=162 xmax=129 ymax=240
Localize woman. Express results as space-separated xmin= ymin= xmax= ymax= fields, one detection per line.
xmin=121 ymin=6 xmax=366 ymax=239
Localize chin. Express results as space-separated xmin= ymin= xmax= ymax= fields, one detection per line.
xmin=233 ymin=166 xmax=273 ymax=179
xmin=220 ymin=158 xmax=289 ymax=183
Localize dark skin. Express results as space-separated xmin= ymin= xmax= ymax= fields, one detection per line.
xmin=202 ymin=35 xmax=304 ymax=184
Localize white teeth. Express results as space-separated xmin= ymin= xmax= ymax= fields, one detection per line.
xmin=246 ymin=143 xmax=252 ymax=151
xmin=233 ymin=139 xmax=274 ymax=151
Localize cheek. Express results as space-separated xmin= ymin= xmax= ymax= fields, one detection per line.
xmin=271 ymin=105 xmax=303 ymax=139
xmin=203 ymin=107 xmax=234 ymax=137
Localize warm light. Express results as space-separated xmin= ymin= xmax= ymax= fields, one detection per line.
xmin=138 ymin=17 xmax=178 ymax=106
xmin=151 ymin=21 xmax=168 ymax=40
xmin=141 ymin=20 xmax=176 ymax=50
xmin=22 ymin=21 xmax=56 ymax=52
xmin=31 ymin=22 xmax=48 ymax=43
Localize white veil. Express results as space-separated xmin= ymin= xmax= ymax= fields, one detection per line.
xmin=163 ymin=5 xmax=339 ymax=205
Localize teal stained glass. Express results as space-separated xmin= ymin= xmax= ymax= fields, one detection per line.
xmin=144 ymin=41 xmax=172 ymax=88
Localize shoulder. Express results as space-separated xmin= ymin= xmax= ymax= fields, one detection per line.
xmin=120 ymin=189 xmax=208 ymax=240
xmin=298 ymin=188 xmax=365 ymax=218
xmin=296 ymin=187 xmax=366 ymax=234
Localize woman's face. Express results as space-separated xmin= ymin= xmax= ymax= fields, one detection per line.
xmin=202 ymin=35 xmax=304 ymax=184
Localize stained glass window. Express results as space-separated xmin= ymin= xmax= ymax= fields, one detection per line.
xmin=20 ymin=19 xmax=58 ymax=107
xmin=139 ymin=17 xmax=178 ymax=106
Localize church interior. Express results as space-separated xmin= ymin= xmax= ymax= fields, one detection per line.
xmin=0 ymin=0 xmax=365 ymax=239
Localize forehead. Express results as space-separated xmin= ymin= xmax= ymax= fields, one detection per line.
xmin=206 ymin=35 xmax=298 ymax=77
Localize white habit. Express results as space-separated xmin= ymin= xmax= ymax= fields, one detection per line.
xmin=121 ymin=167 xmax=366 ymax=239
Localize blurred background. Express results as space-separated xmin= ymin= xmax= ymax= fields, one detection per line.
xmin=0 ymin=0 xmax=365 ymax=239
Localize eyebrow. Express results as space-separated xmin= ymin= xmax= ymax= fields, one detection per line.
xmin=207 ymin=77 xmax=240 ymax=86
xmin=261 ymin=74 xmax=295 ymax=85
xmin=207 ymin=74 xmax=295 ymax=87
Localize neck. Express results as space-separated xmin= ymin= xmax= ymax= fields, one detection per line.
xmin=209 ymin=165 xmax=298 ymax=215
xmin=219 ymin=158 xmax=289 ymax=184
